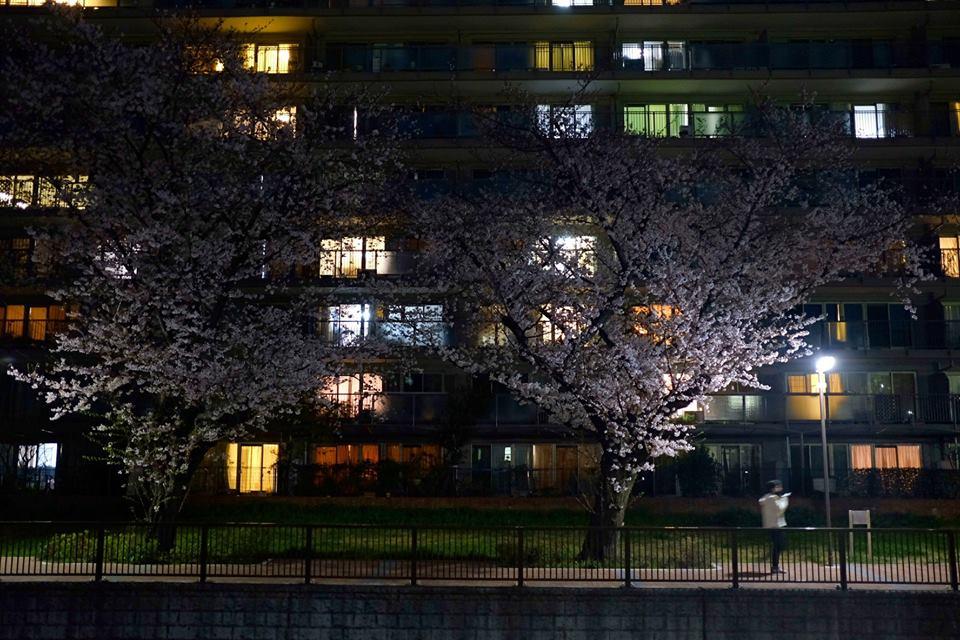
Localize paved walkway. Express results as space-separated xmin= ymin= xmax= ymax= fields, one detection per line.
xmin=0 ymin=557 xmax=954 ymax=591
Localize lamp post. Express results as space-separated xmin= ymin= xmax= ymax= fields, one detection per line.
xmin=815 ymin=355 xmax=836 ymax=530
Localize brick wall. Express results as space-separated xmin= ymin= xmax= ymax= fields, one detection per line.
xmin=0 ymin=583 xmax=957 ymax=640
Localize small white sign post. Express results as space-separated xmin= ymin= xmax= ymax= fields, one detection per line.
xmin=848 ymin=509 xmax=872 ymax=559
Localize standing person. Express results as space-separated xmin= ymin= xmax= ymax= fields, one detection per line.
xmin=759 ymin=480 xmax=790 ymax=574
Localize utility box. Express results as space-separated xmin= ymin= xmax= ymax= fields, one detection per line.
xmin=848 ymin=509 xmax=872 ymax=558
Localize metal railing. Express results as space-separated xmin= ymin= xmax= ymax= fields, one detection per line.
xmin=133 ymin=0 xmax=960 ymax=10
xmin=320 ymin=42 xmax=958 ymax=74
xmin=343 ymin=106 xmax=935 ymax=140
xmin=307 ymin=389 xmax=960 ymax=427
xmin=0 ymin=521 xmax=956 ymax=590
xmin=705 ymin=392 xmax=960 ymax=424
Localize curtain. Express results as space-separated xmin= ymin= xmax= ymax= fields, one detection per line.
xmin=940 ymin=237 xmax=960 ymax=277
xmin=361 ymin=445 xmax=380 ymax=463
xmin=315 ymin=446 xmax=337 ymax=466
xmin=4 ymin=305 xmax=24 ymax=338
xmin=551 ymin=43 xmax=575 ymax=71
xmin=851 ymin=445 xmax=873 ymax=470
xmin=239 ymin=445 xmax=263 ymax=493
xmin=573 ymin=41 xmax=594 ymax=70
xmin=225 ymin=444 xmax=238 ymax=490
xmin=28 ymin=306 xmax=47 ymax=341
xmin=787 ymin=375 xmax=808 ymax=393
xmin=874 ymin=446 xmax=898 ymax=469
xmin=534 ymin=42 xmax=550 ymax=70
xmin=896 ymin=445 xmax=921 ymax=469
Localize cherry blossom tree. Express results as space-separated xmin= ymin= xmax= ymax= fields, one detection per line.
xmin=412 ymin=97 xmax=919 ymax=560
xmin=0 ymin=12 xmax=400 ymax=528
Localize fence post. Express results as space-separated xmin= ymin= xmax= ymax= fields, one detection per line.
xmin=410 ymin=527 xmax=418 ymax=586
xmin=94 ymin=524 xmax=105 ymax=582
xmin=837 ymin=530 xmax=848 ymax=591
xmin=199 ymin=524 xmax=208 ymax=583
xmin=948 ymin=531 xmax=959 ymax=592
xmin=304 ymin=525 xmax=313 ymax=585
xmin=516 ymin=527 xmax=524 ymax=588
xmin=730 ymin=530 xmax=739 ymax=589
xmin=623 ymin=528 xmax=632 ymax=588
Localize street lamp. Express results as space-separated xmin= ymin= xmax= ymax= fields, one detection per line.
xmin=815 ymin=355 xmax=836 ymax=530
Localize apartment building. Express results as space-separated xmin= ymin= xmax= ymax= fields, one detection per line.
xmin=2 ymin=0 xmax=960 ymax=500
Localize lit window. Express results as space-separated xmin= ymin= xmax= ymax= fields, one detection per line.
xmin=320 ymin=237 xmax=386 ymax=278
xmin=274 ymin=106 xmax=296 ymax=129
xmin=623 ymin=0 xmax=682 ymax=4
xmin=478 ymin=306 xmax=509 ymax=347
xmin=853 ymin=104 xmax=890 ymax=139
xmin=940 ymin=236 xmax=960 ymax=277
xmin=320 ymin=304 xmax=371 ymax=345
xmin=786 ymin=373 xmax=843 ymax=394
xmin=1 ymin=305 xmax=25 ymax=339
xmin=17 ymin=443 xmax=58 ymax=490
xmin=314 ymin=444 xmax=380 ymax=466
xmin=850 ymin=444 xmax=921 ymax=470
xmin=551 ymin=0 xmax=593 ymax=5
xmin=537 ymin=105 xmax=593 ymax=138
xmin=621 ymin=41 xmax=686 ymax=71
xmin=633 ymin=304 xmax=679 ymax=342
xmin=318 ymin=373 xmax=383 ymax=417
xmin=225 ymin=443 xmax=279 ymax=493
xmin=379 ymin=304 xmax=446 ymax=346
xmin=536 ymin=305 xmax=583 ymax=344
xmin=7 ymin=0 xmax=84 ymax=5
xmin=534 ymin=41 xmax=594 ymax=71
xmin=37 ymin=176 xmax=88 ymax=209
xmin=624 ymin=104 xmax=688 ymax=136
xmin=244 ymin=44 xmax=298 ymax=74
xmin=246 ymin=107 xmax=297 ymax=140
xmin=0 ymin=175 xmax=34 ymax=209
xmin=533 ymin=235 xmax=596 ymax=275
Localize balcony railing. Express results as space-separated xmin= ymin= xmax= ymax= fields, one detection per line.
xmin=314 ymin=390 xmax=960 ymax=427
xmin=705 ymin=393 xmax=960 ymax=425
xmin=0 ymin=318 xmax=70 ymax=343
xmin=355 ymin=106 xmax=937 ymax=140
xmin=140 ymin=0 xmax=960 ymax=10
xmin=316 ymin=249 xmax=417 ymax=278
xmin=320 ymin=41 xmax=959 ymax=75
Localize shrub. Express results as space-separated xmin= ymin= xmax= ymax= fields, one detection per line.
xmin=674 ymin=447 xmax=721 ymax=497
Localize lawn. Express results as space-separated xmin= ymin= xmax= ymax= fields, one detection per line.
xmin=0 ymin=520 xmax=953 ymax=573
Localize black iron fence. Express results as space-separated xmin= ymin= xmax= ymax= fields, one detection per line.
xmin=0 ymin=522 xmax=956 ymax=590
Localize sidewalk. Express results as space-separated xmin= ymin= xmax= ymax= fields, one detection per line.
xmin=0 ymin=557 xmax=954 ymax=591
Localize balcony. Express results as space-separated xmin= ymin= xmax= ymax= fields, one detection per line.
xmin=368 ymin=106 xmax=946 ymax=141
xmin=705 ymin=393 xmax=960 ymax=425
xmin=320 ymin=392 xmax=546 ymax=426
xmin=142 ymin=0 xmax=953 ymax=10
xmin=0 ymin=318 xmax=70 ymax=344
xmin=317 ymin=390 xmax=960 ymax=429
xmin=319 ymin=41 xmax=959 ymax=75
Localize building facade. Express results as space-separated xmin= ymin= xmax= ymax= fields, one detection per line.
xmin=2 ymin=0 xmax=960 ymax=500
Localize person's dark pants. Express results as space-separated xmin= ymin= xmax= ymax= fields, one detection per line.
xmin=770 ymin=529 xmax=786 ymax=572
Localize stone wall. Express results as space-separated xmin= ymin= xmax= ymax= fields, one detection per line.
xmin=0 ymin=583 xmax=957 ymax=640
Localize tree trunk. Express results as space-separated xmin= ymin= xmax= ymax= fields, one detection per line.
xmin=152 ymin=499 xmax=181 ymax=553
xmin=578 ymin=451 xmax=638 ymax=562
xmin=143 ymin=445 xmax=211 ymax=553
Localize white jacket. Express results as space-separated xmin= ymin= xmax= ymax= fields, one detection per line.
xmin=758 ymin=493 xmax=789 ymax=528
